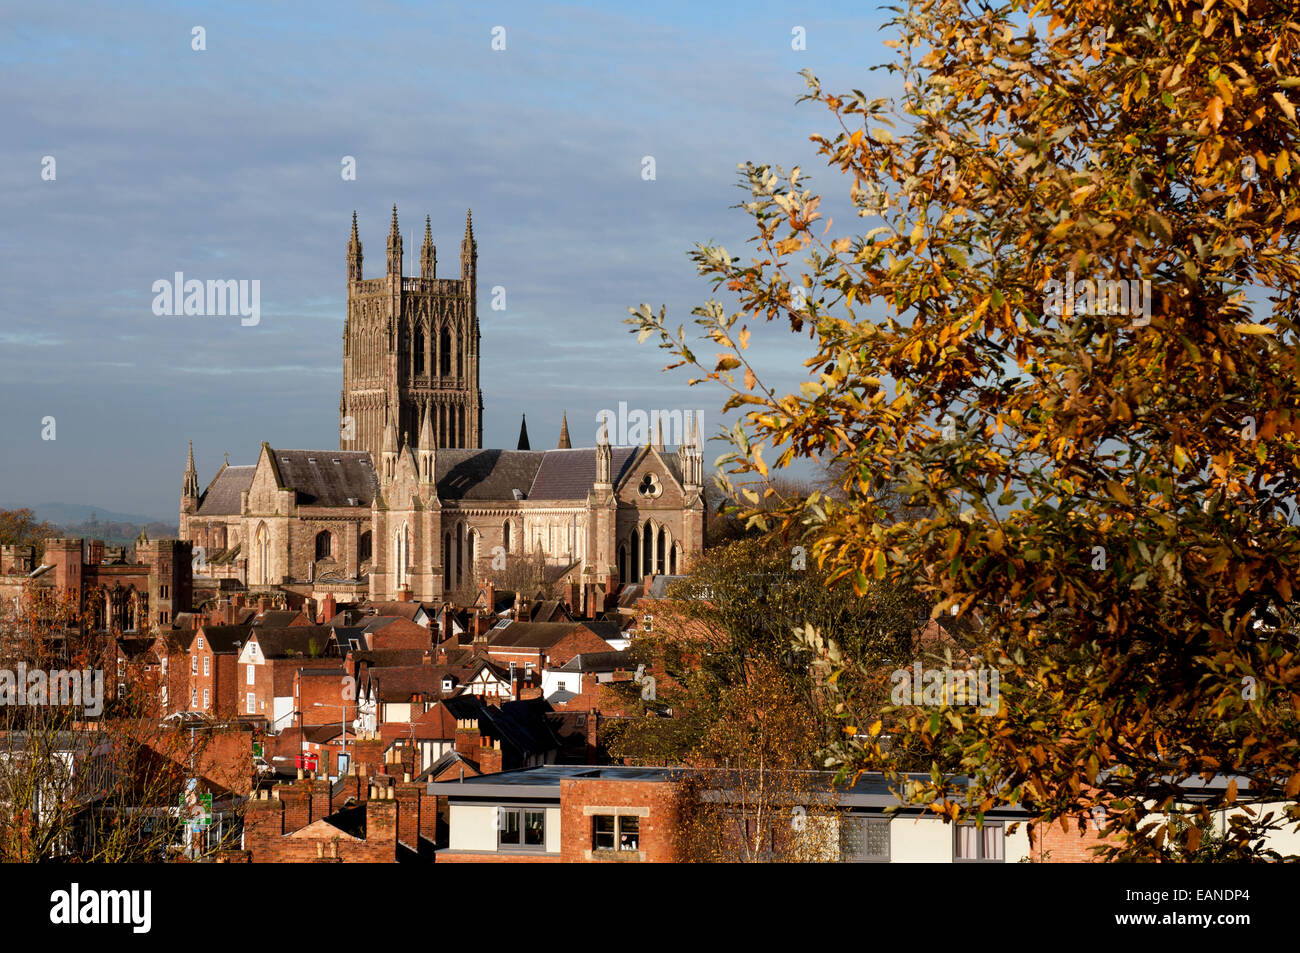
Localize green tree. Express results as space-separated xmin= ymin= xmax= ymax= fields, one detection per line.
xmin=629 ymin=0 xmax=1300 ymax=859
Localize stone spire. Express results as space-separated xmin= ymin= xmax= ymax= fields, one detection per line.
xmin=653 ymin=417 xmax=664 ymax=451
xmin=421 ymin=215 xmax=436 ymax=279
xmin=557 ymin=411 xmax=571 ymax=449
xmin=347 ymin=211 xmax=363 ymax=282
xmin=387 ymin=204 xmax=402 ymax=277
xmin=517 ymin=413 xmax=531 ymax=451
xmin=461 ymin=208 xmax=476 ymax=282
xmin=183 ymin=440 xmax=200 ymax=499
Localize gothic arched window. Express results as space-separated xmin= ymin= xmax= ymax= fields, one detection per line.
xmin=315 ymin=531 xmax=332 ymax=560
xmin=254 ymin=523 xmax=269 ymax=585
xmin=359 ymin=531 xmax=372 ymax=563
xmin=414 ymin=326 xmax=425 ymax=376
xmin=440 ymin=327 xmax=452 ymax=376
xmin=642 ymin=521 xmax=654 ymax=579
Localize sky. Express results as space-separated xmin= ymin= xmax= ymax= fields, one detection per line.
xmin=0 ymin=0 xmax=897 ymax=519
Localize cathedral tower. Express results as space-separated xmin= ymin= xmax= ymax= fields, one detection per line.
xmin=340 ymin=206 xmax=482 ymax=459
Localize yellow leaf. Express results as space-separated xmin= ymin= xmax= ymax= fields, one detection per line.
xmin=744 ymin=365 xmax=756 ymax=391
xmin=1208 ymin=95 xmax=1224 ymax=129
xmin=1273 ymin=92 xmax=1296 ymax=122
xmin=1234 ymin=323 xmax=1275 ymax=334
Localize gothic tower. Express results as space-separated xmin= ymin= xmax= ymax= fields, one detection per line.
xmin=340 ymin=206 xmax=483 ymax=459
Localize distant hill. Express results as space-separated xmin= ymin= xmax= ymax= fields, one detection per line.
xmin=0 ymin=502 xmax=172 ymax=527
xmin=0 ymin=503 xmax=178 ymax=548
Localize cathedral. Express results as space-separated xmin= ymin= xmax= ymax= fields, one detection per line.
xmin=179 ymin=207 xmax=705 ymax=615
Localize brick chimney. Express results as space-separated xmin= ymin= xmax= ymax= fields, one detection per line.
xmin=513 ymin=592 xmax=530 ymax=622
xmin=482 ymin=579 xmax=495 ymax=615
xmin=352 ymin=730 xmax=384 ymax=779
xmin=454 ymin=718 xmax=479 ymax=758
xmin=476 ymin=737 xmax=503 ymax=775
xmin=397 ymin=585 xmax=412 ymax=603
xmin=320 ymin=592 xmax=337 ymax=624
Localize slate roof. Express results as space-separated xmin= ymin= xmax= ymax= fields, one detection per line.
xmin=487 ymin=621 xmax=591 ymax=651
xmin=195 ymin=624 xmax=255 ymax=653
xmin=442 ymin=696 xmax=560 ymax=763
xmin=246 ymin=625 xmax=335 ymax=658
xmin=646 ymin=575 xmax=689 ymax=599
xmin=433 ymin=450 xmax=545 ymax=500
xmin=366 ymin=664 xmax=472 ymax=702
xmin=196 ymin=465 xmax=255 ymax=516
xmin=431 ymin=445 xmax=662 ymax=502
xmin=556 ymin=650 xmax=632 ymax=674
xmin=365 ymin=602 xmax=433 ymax=623
xmin=268 ymin=448 xmax=378 ymax=507
xmin=255 ymin=610 xmax=303 ymax=628
xmin=527 ymin=447 xmax=639 ymax=499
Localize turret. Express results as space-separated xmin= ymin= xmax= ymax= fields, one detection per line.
xmin=381 ymin=410 xmax=398 ymax=484
xmin=678 ymin=412 xmax=703 ymax=488
xmin=347 ymin=211 xmax=363 ymax=283
xmin=421 ymin=215 xmax=436 ymax=279
xmin=181 ymin=440 xmax=200 ymax=537
xmin=183 ymin=440 xmax=200 ymax=505
xmin=596 ymin=420 xmax=612 ymax=487
xmin=460 ymin=208 xmax=476 ymax=283
xmin=387 ymin=204 xmax=403 ymax=278
xmin=418 ymin=405 xmax=436 ymax=484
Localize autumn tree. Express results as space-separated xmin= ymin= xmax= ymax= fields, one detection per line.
xmin=0 ymin=509 xmax=60 ymax=548
xmin=672 ymin=660 xmax=841 ymax=862
xmin=606 ymin=534 xmax=926 ymax=765
xmin=0 ymin=584 xmax=245 ymax=861
xmin=629 ymin=0 xmax=1300 ymax=859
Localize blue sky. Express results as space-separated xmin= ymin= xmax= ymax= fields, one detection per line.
xmin=0 ymin=0 xmax=896 ymax=519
